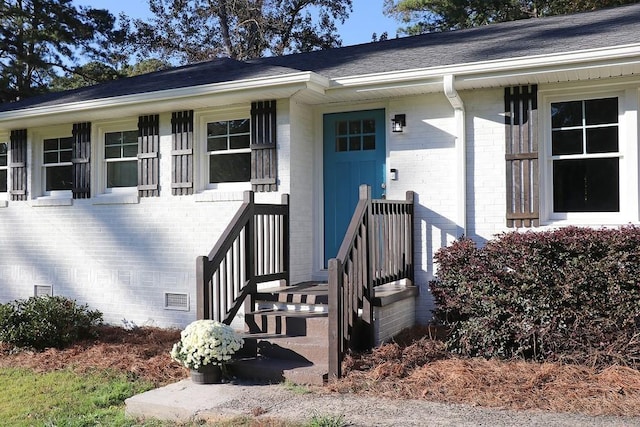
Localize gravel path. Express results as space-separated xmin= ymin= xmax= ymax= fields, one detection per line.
xmin=126 ymin=380 xmax=640 ymax=426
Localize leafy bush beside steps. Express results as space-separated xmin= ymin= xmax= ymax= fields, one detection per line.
xmin=430 ymin=226 xmax=640 ymax=368
xmin=0 ymin=295 xmax=103 ymax=351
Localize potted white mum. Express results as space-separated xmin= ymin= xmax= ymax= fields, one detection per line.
xmin=170 ymin=319 xmax=244 ymax=384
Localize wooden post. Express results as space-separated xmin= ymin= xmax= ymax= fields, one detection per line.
xmin=359 ymin=184 xmax=370 ymax=200
xmin=196 ymin=255 xmax=208 ymax=320
xmin=406 ymin=191 xmax=415 ymax=286
xmin=328 ymin=257 xmax=343 ymax=380
xmin=244 ymin=190 xmax=256 ymax=328
xmin=281 ymin=193 xmax=290 ymax=287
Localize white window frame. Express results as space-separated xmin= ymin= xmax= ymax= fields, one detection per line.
xmin=42 ymin=135 xmax=74 ymax=196
xmin=31 ymin=125 xmax=73 ymax=200
xmin=95 ymin=119 xmax=139 ymax=195
xmin=196 ymin=107 xmax=252 ymax=192
xmin=540 ymin=86 xmax=638 ymax=225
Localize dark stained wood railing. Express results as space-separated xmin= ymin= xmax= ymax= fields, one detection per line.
xmin=196 ymin=191 xmax=289 ymax=324
xmin=328 ymin=185 xmax=414 ymax=379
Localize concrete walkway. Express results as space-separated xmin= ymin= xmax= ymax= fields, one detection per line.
xmin=125 ymin=379 xmax=640 ymax=426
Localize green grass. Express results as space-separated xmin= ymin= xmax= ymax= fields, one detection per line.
xmin=306 ymin=413 xmax=346 ymax=427
xmin=0 ymin=367 xmax=345 ymax=426
xmin=0 ymin=367 xmax=157 ymax=426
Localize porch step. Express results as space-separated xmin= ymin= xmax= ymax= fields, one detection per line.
xmin=256 ymin=282 xmax=329 ymax=305
xmin=248 ymin=308 xmax=328 ymax=317
xmin=236 ymin=281 xmax=330 ymax=385
xmin=229 ymin=357 xmax=327 ymax=386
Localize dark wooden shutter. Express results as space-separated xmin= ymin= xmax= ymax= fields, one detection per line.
xmin=505 ymin=85 xmax=539 ymax=228
xmin=72 ymin=122 xmax=91 ymax=199
xmin=138 ymin=114 xmax=160 ymax=197
xmin=251 ymin=100 xmax=277 ymax=192
xmin=10 ymin=129 xmax=27 ymax=201
xmin=171 ymin=111 xmax=194 ymax=195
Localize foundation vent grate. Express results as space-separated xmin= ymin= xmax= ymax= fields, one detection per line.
xmin=34 ymin=285 xmax=53 ymax=297
xmin=164 ymin=292 xmax=189 ymax=311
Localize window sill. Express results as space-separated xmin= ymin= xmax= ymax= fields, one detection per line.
xmin=541 ymin=215 xmax=629 ymax=228
xmin=30 ymin=196 xmax=73 ymax=207
xmin=93 ymin=193 xmax=140 ymax=205
xmin=195 ymin=191 xmax=246 ymax=202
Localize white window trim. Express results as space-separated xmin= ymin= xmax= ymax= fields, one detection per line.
xmin=95 ymin=119 xmax=139 ymax=196
xmin=195 ymin=106 xmax=252 ymax=193
xmin=540 ymin=86 xmax=638 ymax=225
xmin=30 ymin=125 xmax=73 ymax=202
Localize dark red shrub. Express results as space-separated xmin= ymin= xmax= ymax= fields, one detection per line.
xmin=430 ymin=226 xmax=640 ymax=367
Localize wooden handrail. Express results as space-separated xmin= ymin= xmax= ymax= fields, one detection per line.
xmin=196 ymin=191 xmax=290 ymax=324
xmin=328 ymin=185 xmax=414 ymax=379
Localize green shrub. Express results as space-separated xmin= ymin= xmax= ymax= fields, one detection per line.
xmin=0 ymin=296 xmax=103 ymax=350
xmin=430 ymin=226 xmax=640 ymax=368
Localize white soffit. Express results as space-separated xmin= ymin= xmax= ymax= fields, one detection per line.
xmin=0 ymin=72 xmax=329 ymax=130
xmin=328 ymin=44 xmax=640 ymax=95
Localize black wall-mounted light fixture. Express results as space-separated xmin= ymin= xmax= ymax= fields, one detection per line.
xmin=391 ymin=114 xmax=406 ymax=133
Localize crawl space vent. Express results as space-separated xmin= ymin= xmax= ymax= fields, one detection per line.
xmin=164 ymin=292 xmax=189 ymax=311
xmin=34 ymin=285 xmax=53 ymax=297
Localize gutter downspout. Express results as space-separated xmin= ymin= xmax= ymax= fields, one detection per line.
xmin=443 ymin=74 xmax=467 ymax=237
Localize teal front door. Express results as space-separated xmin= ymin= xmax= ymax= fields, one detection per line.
xmin=323 ymin=109 xmax=386 ymax=267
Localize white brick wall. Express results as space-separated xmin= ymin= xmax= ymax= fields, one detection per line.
xmin=0 ymin=196 xmax=241 ymax=328
xmin=463 ymin=88 xmax=510 ymax=242
xmin=0 ymin=104 xmax=294 ymax=329
xmin=0 ymin=87 xmax=519 ymax=330
xmin=386 ymin=94 xmax=462 ymax=323
xmin=288 ymin=100 xmax=315 ymax=283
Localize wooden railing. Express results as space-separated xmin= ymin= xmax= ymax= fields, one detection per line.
xmin=328 ymin=185 xmax=414 ymax=379
xmin=196 ymin=191 xmax=289 ymax=324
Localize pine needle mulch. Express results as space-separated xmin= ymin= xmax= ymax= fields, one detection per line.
xmin=329 ymin=328 xmax=640 ymax=417
xmin=0 ymin=325 xmax=188 ymax=387
xmin=2 ymin=324 xmax=640 ymax=416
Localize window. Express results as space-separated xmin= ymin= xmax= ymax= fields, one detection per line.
xmin=105 ymin=130 xmax=138 ymax=188
xmin=0 ymin=142 xmax=7 ymax=193
xmin=335 ymin=119 xmax=376 ymax=152
xmin=206 ymin=119 xmax=250 ymax=183
xmin=43 ymin=136 xmax=73 ymax=192
xmin=550 ymin=97 xmax=619 ymax=213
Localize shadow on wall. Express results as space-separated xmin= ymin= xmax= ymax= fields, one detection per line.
xmin=0 ymin=198 xmax=236 ymax=327
xmin=412 ymin=193 xmax=487 ymax=282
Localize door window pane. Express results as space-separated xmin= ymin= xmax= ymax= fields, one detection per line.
xmin=363 ymin=135 xmax=376 ymax=151
xmin=335 ymin=118 xmax=377 ymax=152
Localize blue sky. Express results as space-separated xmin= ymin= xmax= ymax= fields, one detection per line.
xmin=75 ymin=0 xmax=400 ymax=47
